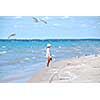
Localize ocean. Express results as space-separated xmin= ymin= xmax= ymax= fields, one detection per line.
xmin=0 ymin=39 xmax=100 ymax=82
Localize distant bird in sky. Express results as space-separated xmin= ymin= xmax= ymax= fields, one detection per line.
xmin=32 ymin=17 xmax=47 ymax=24
xmin=8 ymin=33 xmax=16 ymax=39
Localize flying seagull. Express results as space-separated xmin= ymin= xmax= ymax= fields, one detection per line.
xmin=32 ymin=17 xmax=47 ymax=24
xmin=8 ymin=33 xmax=16 ymax=39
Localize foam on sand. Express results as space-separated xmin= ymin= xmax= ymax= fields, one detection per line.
xmin=28 ymin=54 xmax=100 ymax=83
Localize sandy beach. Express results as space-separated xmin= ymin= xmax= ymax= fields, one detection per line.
xmin=28 ymin=54 xmax=100 ymax=83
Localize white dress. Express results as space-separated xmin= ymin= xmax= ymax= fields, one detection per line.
xmin=46 ymin=48 xmax=51 ymax=58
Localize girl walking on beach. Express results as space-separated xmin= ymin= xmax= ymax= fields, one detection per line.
xmin=46 ymin=43 xmax=52 ymax=67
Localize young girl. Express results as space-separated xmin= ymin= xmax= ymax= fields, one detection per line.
xmin=46 ymin=43 xmax=52 ymax=67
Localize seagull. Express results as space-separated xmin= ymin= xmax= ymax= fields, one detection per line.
xmin=40 ymin=19 xmax=47 ymax=24
xmin=8 ymin=33 xmax=16 ymax=39
xmin=32 ymin=17 xmax=39 ymax=23
xmin=32 ymin=17 xmax=47 ymax=24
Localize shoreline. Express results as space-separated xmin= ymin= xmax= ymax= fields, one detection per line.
xmin=28 ymin=54 xmax=100 ymax=83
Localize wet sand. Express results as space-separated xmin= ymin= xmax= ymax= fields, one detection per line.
xmin=28 ymin=55 xmax=100 ymax=83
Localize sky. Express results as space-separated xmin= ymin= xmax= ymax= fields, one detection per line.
xmin=0 ymin=16 xmax=100 ymax=39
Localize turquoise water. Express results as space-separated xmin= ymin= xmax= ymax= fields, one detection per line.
xmin=0 ymin=39 xmax=100 ymax=82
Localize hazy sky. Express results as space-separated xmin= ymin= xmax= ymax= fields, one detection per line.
xmin=0 ymin=16 xmax=100 ymax=39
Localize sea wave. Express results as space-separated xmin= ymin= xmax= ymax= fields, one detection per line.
xmin=0 ymin=51 xmax=7 ymax=55
xmin=24 ymin=57 xmax=30 ymax=61
xmin=1 ymin=46 xmax=6 ymax=48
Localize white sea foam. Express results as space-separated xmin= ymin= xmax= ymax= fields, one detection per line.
xmin=32 ymin=57 xmax=36 ymax=59
xmin=24 ymin=57 xmax=30 ymax=61
xmin=0 ymin=51 xmax=7 ymax=55
xmin=1 ymin=46 xmax=6 ymax=48
xmin=52 ymin=54 xmax=55 ymax=57
xmin=53 ymin=58 xmax=56 ymax=61
xmin=59 ymin=71 xmax=78 ymax=81
xmin=32 ymin=50 xmax=34 ymax=53
xmin=58 ymin=46 xmax=61 ymax=48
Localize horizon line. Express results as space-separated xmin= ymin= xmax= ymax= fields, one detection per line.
xmin=0 ymin=38 xmax=100 ymax=40
xmin=0 ymin=37 xmax=100 ymax=40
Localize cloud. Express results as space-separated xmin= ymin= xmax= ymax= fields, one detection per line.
xmin=14 ymin=25 xmax=17 ymax=28
xmin=53 ymin=23 xmax=60 ymax=26
xmin=93 ymin=25 xmax=97 ymax=28
xmin=62 ymin=16 xmax=70 ymax=19
xmin=97 ymin=22 xmax=100 ymax=25
xmin=42 ymin=16 xmax=49 ymax=20
xmin=15 ymin=16 xmax=22 ymax=19
xmin=81 ymin=23 xmax=87 ymax=27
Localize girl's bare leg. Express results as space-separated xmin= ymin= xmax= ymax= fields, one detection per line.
xmin=47 ymin=56 xmax=51 ymax=67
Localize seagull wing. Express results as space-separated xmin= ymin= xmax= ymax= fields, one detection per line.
xmin=32 ymin=17 xmax=39 ymax=22
xmin=40 ymin=19 xmax=47 ymax=24
xmin=8 ymin=33 xmax=16 ymax=39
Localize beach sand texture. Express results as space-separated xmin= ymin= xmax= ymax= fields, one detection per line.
xmin=28 ymin=55 xmax=100 ymax=83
